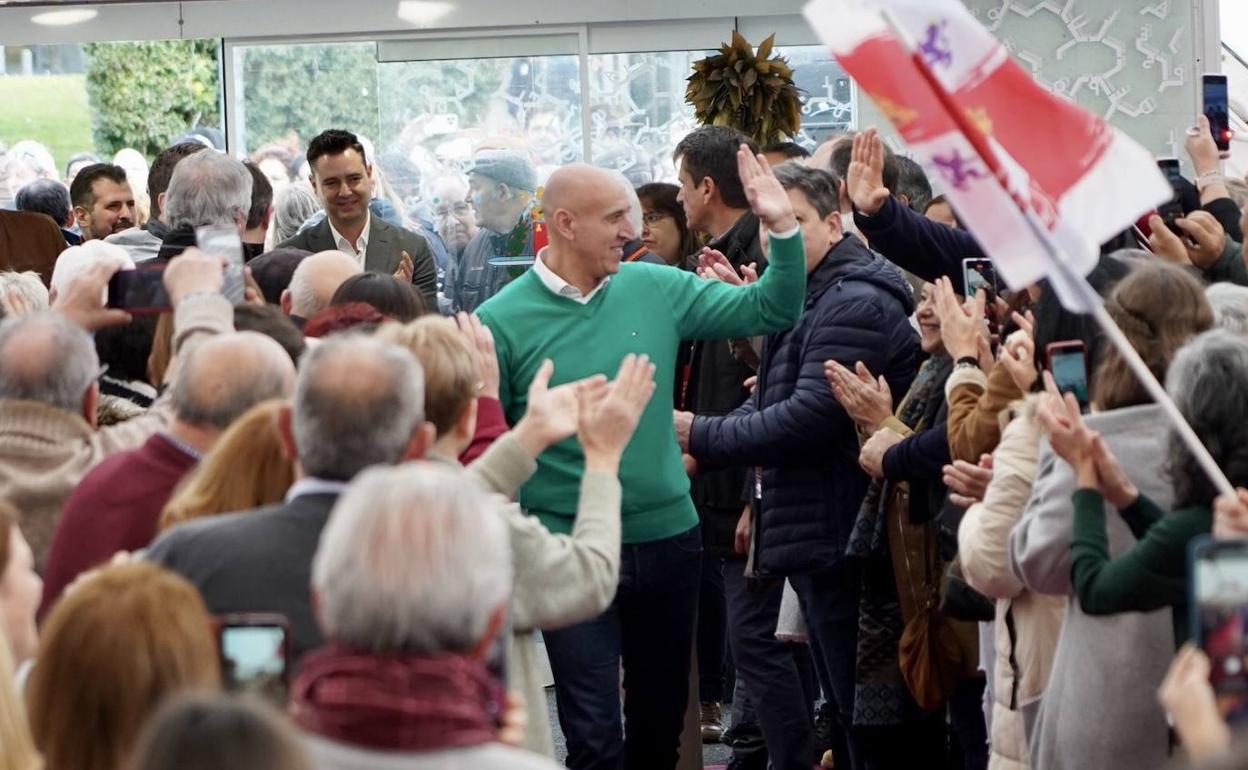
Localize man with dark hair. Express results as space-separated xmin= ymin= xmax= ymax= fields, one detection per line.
xmin=233 ymin=303 xmax=305 ymax=365
xmin=278 ymin=129 xmax=437 ymax=310
xmin=242 ymin=162 xmax=274 ymax=261
xmin=676 ymin=163 xmax=920 ymax=770
xmin=890 ymin=155 xmax=933 ymax=213
xmin=69 ymin=164 xmax=135 ymax=242
xmin=15 ymin=179 xmax=79 ymax=245
xmin=108 ymin=142 xmax=211 ymax=262
xmin=671 ymin=126 xmax=764 ymax=739
xmin=762 ymin=141 xmax=811 ymax=165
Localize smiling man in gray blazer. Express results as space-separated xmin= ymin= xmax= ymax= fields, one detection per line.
xmin=279 ymin=129 xmax=437 ymax=310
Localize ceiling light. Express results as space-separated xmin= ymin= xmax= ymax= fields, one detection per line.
xmin=31 ymin=8 xmax=98 ymax=26
xmin=397 ymin=0 xmax=453 ymax=26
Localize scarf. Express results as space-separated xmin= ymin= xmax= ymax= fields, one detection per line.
xmin=291 ymin=644 xmax=503 ymax=752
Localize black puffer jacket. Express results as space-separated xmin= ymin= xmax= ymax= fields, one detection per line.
xmin=689 ymin=235 xmax=920 ymax=575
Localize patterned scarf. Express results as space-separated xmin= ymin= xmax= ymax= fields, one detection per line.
xmin=291 ymin=644 xmax=503 ymax=752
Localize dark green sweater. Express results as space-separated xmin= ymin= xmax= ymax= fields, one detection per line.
xmin=1071 ymin=489 xmax=1212 ymax=645
xmin=476 ymin=231 xmax=806 ymax=544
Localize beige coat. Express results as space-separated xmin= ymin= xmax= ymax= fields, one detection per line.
xmin=957 ymin=396 xmax=1065 ymax=770
xmin=437 ymin=433 xmax=621 ymax=757
xmin=0 ymin=294 xmax=234 ymax=567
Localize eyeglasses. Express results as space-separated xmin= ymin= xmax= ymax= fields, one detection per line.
xmin=434 ymin=202 xmax=473 ymax=219
xmin=642 ymin=211 xmax=671 ymax=225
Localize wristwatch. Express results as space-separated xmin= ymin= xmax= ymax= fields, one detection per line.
xmin=954 ymin=356 xmax=981 ymax=371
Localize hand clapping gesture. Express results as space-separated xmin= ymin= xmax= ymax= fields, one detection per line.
xmin=1036 ymin=371 xmax=1137 ymax=508
xmin=825 ymin=359 xmax=893 ymax=432
xmin=578 ymin=354 xmax=658 ymax=474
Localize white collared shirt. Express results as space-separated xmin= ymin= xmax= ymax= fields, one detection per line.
xmin=284 ymin=476 xmax=351 ymax=504
xmin=329 ymin=211 xmax=372 ymax=263
xmin=531 ymin=247 xmax=610 ymax=304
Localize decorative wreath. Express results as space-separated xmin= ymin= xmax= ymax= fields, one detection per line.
xmin=686 ymin=32 xmax=804 ymax=144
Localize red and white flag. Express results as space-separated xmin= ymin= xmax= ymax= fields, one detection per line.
xmin=802 ymin=0 xmax=1171 ymax=306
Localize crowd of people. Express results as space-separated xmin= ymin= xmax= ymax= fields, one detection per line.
xmin=4 ymin=90 xmax=1248 ymax=770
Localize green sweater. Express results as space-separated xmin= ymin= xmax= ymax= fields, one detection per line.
xmin=476 ymin=230 xmax=806 ymax=543
xmin=1071 ymin=488 xmax=1212 ymax=645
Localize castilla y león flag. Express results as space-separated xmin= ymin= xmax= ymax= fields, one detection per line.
xmin=803 ymin=0 xmax=1171 ymax=304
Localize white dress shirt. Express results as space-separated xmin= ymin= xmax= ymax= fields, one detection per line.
xmin=531 ymin=247 xmax=610 ymax=304
xmin=329 ymin=211 xmax=372 ymax=264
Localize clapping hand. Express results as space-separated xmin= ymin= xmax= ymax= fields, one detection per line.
xmin=847 ymin=128 xmax=891 ymax=216
xmin=998 ymin=311 xmax=1038 ymax=392
xmin=859 ymin=427 xmax=903 ymax=479
xmin=739 ymin=144 xmax=798 ymax=233
xmin=579 ymin=354 xmax=658 ymax=474
xmin=455 ymin=312 xmax=500 ymax=399
xmin=394 ymin=250 xmax=415 ymax=282
xmin=943 ymin=454 xmax=993 ymax=508
xmin=513 ymin=360 xmax=607 ymax=458
xmin=695 ymin=247 xmax=758 ymax=286
xmin=825 ymin=359 xmax=892 ymax=432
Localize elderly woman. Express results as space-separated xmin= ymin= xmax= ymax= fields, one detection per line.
xmin=1010 ymin=260 xmax=1215 ymax=770
xmin=295 ymin=463 xmax=562 ymax=770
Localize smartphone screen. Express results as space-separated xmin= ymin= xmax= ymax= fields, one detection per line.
xmin=962 ymin=258 xmax=999 ymax=336
xmin=196 ymin=225 xmax=246 ymax=304
xmin=1156 ymin=158 xmax=1185 ymax=235
xmin=219 ymin=620 xmax=288 ymax=703
xmin=106 ymin=262 xmax=171 ymax=314
xmin=1048 ymin=345 xmax=1089 ymax=412
xmin=1204 ymin=74 xmax=1232 ymax=154
xmin=1192 ymin=536 xmax=1248 ymax=726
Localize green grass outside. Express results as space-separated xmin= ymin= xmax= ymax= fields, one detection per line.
xmin=0 ymin=74 xmax=96 ymax=174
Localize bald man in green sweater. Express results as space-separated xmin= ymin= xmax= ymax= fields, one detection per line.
xmin=476 ymin=147 xmax=806 ymax=770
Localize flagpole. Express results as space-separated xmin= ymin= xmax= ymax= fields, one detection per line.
xmin=879 ymin=9 xmax=1237 ymax=498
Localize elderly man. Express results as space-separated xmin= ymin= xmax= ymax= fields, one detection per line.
xmin=278 ymin=130 xmax=438 ymax=308
xmin=444 ymin=150 xmax=538 ymax=313
xmin=146 ymin=334 xmax=432 ymax=657
xmin=106 ymin=142 xmax=207 ymax=262
xmin=69 ymin=164 xmax=136 ymax=243
xmin=156 ymin=150 xmax=254 ymax=259
xmin=279 ymin=250 xmax=362 ymax=326
xmin=295 ymin=463 xmax=561 ymax=770
xmin=41 ymin=331 xmax=298 ymax=615
xmin=476 ymin=149 xmax=806 ymax=770
xmin=15 ymin=179 xmax=80 ymax=246
xmin=431 ymin=174 xmax=479 ymax=261
xmin=0 ymin=249 xmax=233 ymax=566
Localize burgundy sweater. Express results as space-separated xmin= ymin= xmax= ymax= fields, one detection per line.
xmin=39 ymin=432 xmax=198 ymax=619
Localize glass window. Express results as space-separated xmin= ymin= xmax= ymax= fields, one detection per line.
xmin=0 ymin=40 xmax=223 ymax=212
xmin=586 ymin=45 xmax=855 ymax=184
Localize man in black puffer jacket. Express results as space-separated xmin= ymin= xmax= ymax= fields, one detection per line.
xmin=676 ymin=163 xmax=919 ymax=770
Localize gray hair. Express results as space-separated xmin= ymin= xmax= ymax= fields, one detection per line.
xmin=292 ymin=335 xmax=424 ymax=480
xmin=15 ymin=178 xmax=71 ymax=225
xmin=1206 ymin=283 xmax=1248 ymax=336
xmin=771 ymin=161 xmax=841 ymax=218
xmin=171 ymin=333 xmax=296 ymax=429
xmin=273 ymin=182 xmax=321 ymax=244
xmin=0 ymin=272 xmax=49 ymax=312
xmin=1165 ymin=329 xmax=1248 ymax=508
xmin=163 ymin=151 xmax=253 ymax=230
xmin=0 ymin=312 xmax=98 ymax=412
xmin=312 ymin=463 xmax=511 ymax=652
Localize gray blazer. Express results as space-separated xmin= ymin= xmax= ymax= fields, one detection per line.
xmin=278 ymin=216 xmax=438 ymax=310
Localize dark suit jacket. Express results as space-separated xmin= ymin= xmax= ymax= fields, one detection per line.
xmin=145 ymin=492 xmax=338 ymax=660
xmin=278 ymin=215 xmax=438 ymax=310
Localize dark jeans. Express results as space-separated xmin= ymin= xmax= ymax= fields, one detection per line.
xmin=725 ymin=559 xmax=817 ymax=770
xmin=698 ymin=554 xmax=728 ymax=702
xmin=790 ymin=563 xmax=862 ymax=770
xmin=544 ymin=525 xmax=702 ymax=770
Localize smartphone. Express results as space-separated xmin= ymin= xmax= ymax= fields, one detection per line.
xmin=1045 ymin=340 xmax=1090 ymax=413
xmin=106 ymin=262 xmax=171 ymax=314
xmin=196 ymin=224 xmax=246 ymax=304
xmin=1191 ymin=536 xmax=1248 ymax=721
xmin=217 ymin=613 xmax=290 ymax=704
xmin=962 ymin=257 xmax=999 ymax=335
xmin=1203 ymin=74 xmax=1232 ymax=157
xmin=1156 ymin=158 xmax=1185 ymax=237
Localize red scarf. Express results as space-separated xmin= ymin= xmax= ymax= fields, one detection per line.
xmin=291 ymin=645 xmax=502 ymax=752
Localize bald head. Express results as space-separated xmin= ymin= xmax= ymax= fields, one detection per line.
xmin=172 ymin=332 xmax=297 ymax=430
xmin=292 ymin=335 xmax=425 ymax=480
xmin=0 ymin=312 xmax=97 ymax=413
xmin=285 ymin=250 xmax=363 ymax=319
xmin=542 ymin=164 xmax=623 ymax=220
xmin=541 ymin=164 xmax=635 ymax=283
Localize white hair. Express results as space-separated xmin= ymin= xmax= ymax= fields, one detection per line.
xmin=0 ymin=272 xmax=49 ymax=312
xmin=273 ymin=182 xmax=321 ymax=243
xmin=312 ymin=463 xmax=512 ymax=653
xmin=1206 ymin=282 xmax=1248 ymax=336
xmin=163 ymin=150 xmax=253 ymax=230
